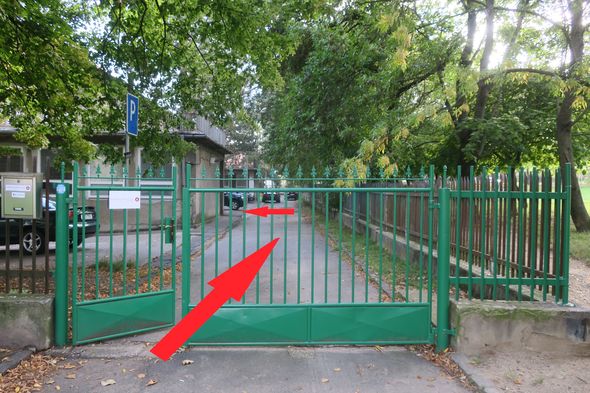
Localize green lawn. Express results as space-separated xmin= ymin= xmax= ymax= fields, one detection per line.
xmin=581 ymin=185 xmax=590 ymax=209
xmin=570 ymin=185 xmax=590 ymax=265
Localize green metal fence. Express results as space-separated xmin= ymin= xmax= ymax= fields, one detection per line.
xmin=54 ymin=161 xmax=571 ymax=350
xmin=55 ymin=162 xmax=178 ymax=345
xmin=182 ymin=164 xmax=451 ymax=347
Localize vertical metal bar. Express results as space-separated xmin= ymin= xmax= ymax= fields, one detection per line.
xmin=392 ymin=188 xmax=397 ymax=303
xmin=135 ymin=191 xmax=140 ymax=294
xmin=529 ymin=169 xmax=538 ymax=300
xmin=182 ymin=186 xmax=191 ymax=316
xmin=467 ymin=167 xmax=474 ymax=299
xmin=159 ymin=188 xmax=165 ymax=290
xmin=504 ymin=168 xmax=513 ymax=300
xmin=171 ymin=164 xmax=177 ymax=300
xmin=228 ymin=186 xmax=233 ymax=305
xmin=243 ymin=188 xmax=247 ymax=305
xmin=311 ymin=189 xmax=316 ymax=303
xmin=18 ymin=220 xmax=23 ymax=292
xmin=517 ymin=168 xmax=525 ymax=301
xmin=45 ymin=170 xmax=50 ymax=294
xmin=542 ymin=169 xmax=550 ymax=301
xmin=214 ymin=191 xmax=219 ymax=278
xmin=480 ymin=167 xmax=487 ymax=300
xmin=284 ymin=189 xmax=288 ymax=304
xmin=324 ymin=191 xmax=329 ymax=303
xmin=270 ymin=188 xmax=274 ymax=304
xmin=257 ymin=190 xmax=261 ymax=304
xmin=378 ymin=191 xmax=384 ymax=302
xmin=95 ymin=189 xmax=101 ymax=299
xmin=31 ymin=220 xmax=37 ymax=294
xmin=562 ymin=163 xmax=571 ymax=304
xmin=427 ymin=166 xmax=434 ymax=314
xmin=338 ymin=192 xmax=343 ymax=303
xmin=404 ymin=189 xmax=410 ymax=302
xmin=365 ymin=189 xmax=370 ymax=303
xmin=454 ymin=166 xmax=462 ymax=300
xmin=81 ymin=176 xmax=87 ymax=300
xmin=436 ymin=187 xmax=451 ymax=352
xmin=72 ymin=162 xmax=79 ymax=311
xmin=351 ymin=192 xmax=356 ymax=303
xmin=492 ymin=168 xmax=500 ymax=300
xmin=418 ymin=187 xmax=424 ymax=303
xmin=554 ymin=169 xmax=562 ymax=302
xmin=108 ymin=167 xmax=114 ymax=297
xmin=200 ymin=189 xmax=205 ymax=300
xmin=4 ymin=219 xmax=8 ymax=293
xmin=55 ymin=182 xmax=68 ymax=346
xmin=147 ymin=189 xmax=153 ymax=291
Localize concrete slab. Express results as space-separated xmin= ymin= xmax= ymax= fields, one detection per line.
xmin=42 ymin=346 xmax=469 ymax=392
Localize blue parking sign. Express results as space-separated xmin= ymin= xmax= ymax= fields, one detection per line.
xmin=127 ymin=93 xmax=139 ymax=136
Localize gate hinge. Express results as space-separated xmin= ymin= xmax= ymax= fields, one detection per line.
xmin=443 ymin=328 xmax=456 ymax=336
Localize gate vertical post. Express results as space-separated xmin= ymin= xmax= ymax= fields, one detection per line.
xmin=181 ymin=163 xmax=191 ymax=317
xmin=436 ymin=187 xmax=451 ymax=352
xmin=55 ymin=182 xmax=69 ymax=346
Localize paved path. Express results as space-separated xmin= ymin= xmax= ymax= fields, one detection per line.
xmin=45 ymin=344 xmax=467 ymax=393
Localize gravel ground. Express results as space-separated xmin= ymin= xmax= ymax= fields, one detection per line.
xmin=567 ymin=258 xmax=590 ymax=307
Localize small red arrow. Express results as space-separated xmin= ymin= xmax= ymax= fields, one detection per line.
xmin=150 ymin=238 xmax=280 ymax=361
xmin=245 ymin=206 xmax=295 ymax=217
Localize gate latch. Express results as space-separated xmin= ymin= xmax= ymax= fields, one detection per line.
xmin=163 ymin=217 xmax=175 ymax=244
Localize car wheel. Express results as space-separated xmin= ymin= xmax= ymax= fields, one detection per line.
xmin=232 ymin=200 xmax=240 ymax=210
xmin=22 ymin=230 xmax=45 ymax=255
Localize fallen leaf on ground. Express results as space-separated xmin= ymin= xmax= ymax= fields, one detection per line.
xmin=101 ymin=379 xmax=116 ymax=386
xmin=321 ymin=378 xmax=329 ymax=383
xmin=55 ymin=386 xmax=61 ymax=391
xmin=137 ymin=373 xmax=146 ymax=379
xmin=182 ymin=359 xmax=194 ymax=366
xmin=147 ymin=379 xmax=158 ymax=386
xmin=63 ymin=363 xmax=77 ymax=369
xmin=333 ymin=368 xmax=341 ymax=372
xmin=374 ymin=345 xmax=383 ymax=352
xmin=65 ymin=373 xmax=76 ymax=379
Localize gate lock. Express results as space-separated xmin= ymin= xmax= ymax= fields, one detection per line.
xmin=163 ymin=217 xmax=175 ymax=244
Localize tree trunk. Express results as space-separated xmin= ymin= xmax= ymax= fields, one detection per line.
xmin=556 ymin=0 xmax=590 ymax=232
xmin=454 ymin=0 xmax=477 ymax=168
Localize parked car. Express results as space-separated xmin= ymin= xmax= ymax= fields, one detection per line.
xmin=224 ymin=192 xmax=244 ymax=210
xmin=287 ymin=192 xmax=298 ymax=201
xmin=262 ymin=191 xmax=281 ymax=203
xmin=0 ymin=196 xmax=96 ymax=254
xmin=247 ymin=192 xmax=255 ymax=202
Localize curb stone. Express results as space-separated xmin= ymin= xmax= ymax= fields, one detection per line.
xmin=0 ymin=347 xmax=35 ymax=375
xmin=451 ymin=353 xmax=502 ymax=393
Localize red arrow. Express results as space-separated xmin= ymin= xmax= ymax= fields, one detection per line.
xmin=150 ymin=238 xmax=280 ymax=361
xmin=245 ymin=206 xmax=295 ymax=217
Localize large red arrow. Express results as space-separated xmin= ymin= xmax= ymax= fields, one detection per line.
xmin=150 ymin=238 xmax=280 ymax=361
xmin=245 ymin=206 xmax=295 ymax=217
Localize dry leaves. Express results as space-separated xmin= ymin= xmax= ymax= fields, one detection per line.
xmin=147 ymin=379 xmax=158 ymax=386
xmin=100 ymin=379 xmax=116 ymax=387
xmin=321 ymin=378 xmax=329 ymax=383
xmin=0 ymin=354 xmax=59 ymax=393
xmin=407 ymin=345 xmax=476 ymax=391
xmin=137 ymin=373 xmax=146 ymax=379
xmin=181 ymin=360 xmax=194 ymax=366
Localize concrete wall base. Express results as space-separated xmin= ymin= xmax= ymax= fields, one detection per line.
xmin=0 ymin=294 xmax=54 ymax=350
xmin=450 ymin=300 xmax=590 ymax=357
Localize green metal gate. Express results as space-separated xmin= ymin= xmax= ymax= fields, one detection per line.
xmin=55 ymin=162 xmax=178 ymax=345
xmin=181 ymin=165 xmax=450 ymax=347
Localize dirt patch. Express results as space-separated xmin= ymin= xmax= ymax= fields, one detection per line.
xmin=461 ymin=350 xmax=590 ymax=393
xmin=567 ymin=258 xmax=590 ymax=308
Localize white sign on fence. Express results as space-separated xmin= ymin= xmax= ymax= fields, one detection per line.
xmin=109 ymin=191 xmax=141 ymax=210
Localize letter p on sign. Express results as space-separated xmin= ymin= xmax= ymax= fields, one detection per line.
xmin=127 ymin=93 xmax=139 ymax=136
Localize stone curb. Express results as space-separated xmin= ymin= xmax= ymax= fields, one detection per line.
xmin=451 ymin=353 xmax=502 ymax=393
xmin=0 ymin=347 xmax=35 ymax=375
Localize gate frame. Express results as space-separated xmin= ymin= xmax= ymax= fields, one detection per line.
xmin=55 ymin=162 xmax=178 ymax=346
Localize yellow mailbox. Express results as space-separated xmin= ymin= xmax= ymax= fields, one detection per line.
xmin=1 ymin=173 xmax=44 ymax=219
